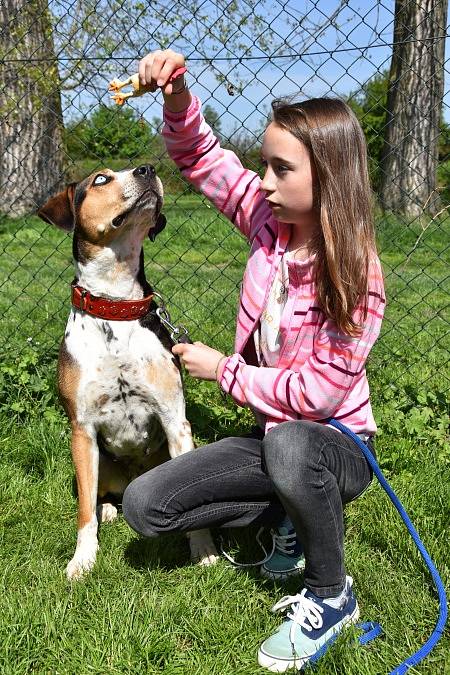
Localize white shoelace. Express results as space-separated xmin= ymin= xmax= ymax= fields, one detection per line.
xmin=220 ymin=526 xmax=298 ymax=567
xmin=272 ymin=528 xmax=298 ymax=555
xmin=272 ymin=589 xmax=324 ymax=648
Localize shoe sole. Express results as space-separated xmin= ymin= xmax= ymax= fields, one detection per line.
xmin=260 ymin=558 xmax=306 ymax=582
xmin=257 ymin=603 xmax=360 ymax=672
xmin=260 ymin=564 xmax=305 ymax=582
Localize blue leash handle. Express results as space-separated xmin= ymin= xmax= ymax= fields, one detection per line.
xmin=327 ymin=418 xmax=448 ymax=674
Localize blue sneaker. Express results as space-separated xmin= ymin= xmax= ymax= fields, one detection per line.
xmin=257 ymin=576 xmax=359 ymax=672
xmin=260 ymin=517 xmax=305 ymax=581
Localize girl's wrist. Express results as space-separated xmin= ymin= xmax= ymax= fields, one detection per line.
xmin=214 ymin=355 xmax=227 ymax=382
xmin=170 ymin=77 xmax=186 ymax=95
xmin=163 ymin=82 xmax=192 ymax=113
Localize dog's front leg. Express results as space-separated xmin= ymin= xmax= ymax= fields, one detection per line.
xmin=66 ymin=423 xmax=100 ymax=580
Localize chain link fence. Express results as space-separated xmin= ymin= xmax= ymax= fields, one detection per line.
xmin=0 ymin=0 xmax=449 ymax=415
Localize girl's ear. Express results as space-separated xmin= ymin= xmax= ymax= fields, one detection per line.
xmin=37 ymin=183 xmax=77 ymax=231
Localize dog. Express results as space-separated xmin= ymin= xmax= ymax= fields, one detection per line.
xmin=38 ymin=164 xmax=218 ymax=580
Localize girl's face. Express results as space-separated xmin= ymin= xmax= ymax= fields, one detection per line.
xmin=260 ymin=122 xmax=317 ymax=228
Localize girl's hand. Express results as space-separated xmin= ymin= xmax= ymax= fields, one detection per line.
xmin=138 ymin=49 xmax=186 ymax=95
xmin=172 ymin=342 xmax=226 ymax=381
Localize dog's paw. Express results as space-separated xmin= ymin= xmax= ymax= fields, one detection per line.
xmin=66 ymin=540 xmax=98 ymax=581
xmin=187 ymin=529 xmax=220 ymax=566
xmin=97 ymin=502 xmax=118 ymax=523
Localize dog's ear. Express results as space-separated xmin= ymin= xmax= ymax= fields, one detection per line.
xmin=37 ymin=183 xmax=77 ymax=231
xmin=149 ymin=213 xmax=167 ymax=242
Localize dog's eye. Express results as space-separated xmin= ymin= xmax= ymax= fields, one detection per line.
xmin=93 ymin=174 xmax=109 ymax=186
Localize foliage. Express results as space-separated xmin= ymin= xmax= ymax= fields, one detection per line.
xmin=347 ymin=71 xmax=389 ymax=191
xmin=348 ymin=71 xmax=449 ymax=201
xmin=374 ymin=377 xmax=449 ymax=471
xmin=0 ymin=341 xmax=61 ymax=422
xmin=48 ymin=0 xmax=343 ymax=93
xmin=0 ymin=200 xmax=448 ymax=673
xmin=437 ymin=160 xmax=450 ymax=206
xmin=203 ymin=105 xmax=223 ymax=139
xmin=437 ymin=120 xmax=450 ymax=205
xmin=65 ymin=104 xmax=156 ymax=160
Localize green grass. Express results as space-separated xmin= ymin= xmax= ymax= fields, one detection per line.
xmin=0 ymin=196 xmax=449 ymax=674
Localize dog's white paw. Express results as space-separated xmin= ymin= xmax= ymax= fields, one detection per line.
xmin=187 ymin=529 xmax=220 ymax=566
xmin=66 ymin=540 xmax=98 ymax=581
xmin=97 ymin=502 xmax=118 ymax=523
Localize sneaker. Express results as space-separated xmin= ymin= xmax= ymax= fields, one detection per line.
xmin=260 ymin=517 xmax=305 ymax=581
xmin=257 ymin=576 xmax=359 ymax=672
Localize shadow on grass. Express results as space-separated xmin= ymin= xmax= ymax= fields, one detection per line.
xmin=123 ymin=522 xmax=304 ymax=595
xmin=124 ymin=531 xmax=198 ymax=571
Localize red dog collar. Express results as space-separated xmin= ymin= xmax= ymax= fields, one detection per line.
xmin=71 ymin=284 xmax=154 ymax=321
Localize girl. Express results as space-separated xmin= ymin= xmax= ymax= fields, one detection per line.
xmin=122 ymin=49 xmax=385 ymax=672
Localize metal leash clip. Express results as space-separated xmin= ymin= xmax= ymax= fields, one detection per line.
xmin=153 ymin=291 xmax=192 ymax=344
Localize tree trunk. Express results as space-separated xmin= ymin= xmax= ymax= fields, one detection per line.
xmin=0 ymin=0 xmax=65 ymax=217
xmin=380 ymin=0 xmax=447 ymax=217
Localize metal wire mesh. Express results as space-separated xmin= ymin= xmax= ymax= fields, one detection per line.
xmin=0 ymin=0 xmax=448 ymax=406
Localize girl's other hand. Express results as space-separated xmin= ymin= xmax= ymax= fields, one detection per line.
xmin=172 ymin=342 xmax=225 ymax=381
xmin=138 ymin=49 xmax=186 ymax=95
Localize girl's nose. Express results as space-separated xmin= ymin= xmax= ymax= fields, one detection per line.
xmin=260 ymin=169 xmax=275 ymax=193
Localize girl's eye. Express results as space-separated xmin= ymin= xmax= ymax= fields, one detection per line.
xmin=93 ymin=174 xmax=109 ymax=186
xmin=276 ymin=165 xmax=289 ymax=174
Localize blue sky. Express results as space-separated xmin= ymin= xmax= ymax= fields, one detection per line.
xmin=65 ymin=0 xmax=449 ymax=137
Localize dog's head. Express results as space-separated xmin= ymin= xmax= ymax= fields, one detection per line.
xmin=38 ymin=165 xmax=166 ymax=250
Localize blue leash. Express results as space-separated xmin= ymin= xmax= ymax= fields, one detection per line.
xmin=168 ymin=319 xmax=447 ymax=670
xmin=327 ymin=417 xmax=447 ymax=673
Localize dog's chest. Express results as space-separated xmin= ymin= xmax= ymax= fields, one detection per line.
xmin=64 ymin=310 xmax=179 ymax=457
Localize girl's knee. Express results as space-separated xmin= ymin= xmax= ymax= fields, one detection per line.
xmin=263 ymin=421 xmax=315 ymax=461
xmin=122 ymin=475 xmax=163 ymax=538
xmin=122 ymin=477 xmax=148 ymax=534
xmin=262 ymin=421 xmax=318 ymax=484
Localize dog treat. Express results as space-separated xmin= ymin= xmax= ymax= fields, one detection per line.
xmin=109 ymin=66 xmax=187 ymax=105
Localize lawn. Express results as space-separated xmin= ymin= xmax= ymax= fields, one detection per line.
xmin=0 ymin=195 xmax=449 ymax=674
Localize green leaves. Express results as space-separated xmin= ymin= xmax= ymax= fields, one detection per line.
xmin=0 ymin=342 xmax=60 ymax=421
xmin=374 ymin=377 xmax=449 ymax=471
xmin=64 ymin=104 xmax=154 ymax=160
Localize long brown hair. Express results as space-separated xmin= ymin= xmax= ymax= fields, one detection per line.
xmin=271 ymin=97 xmax=376 ymax=336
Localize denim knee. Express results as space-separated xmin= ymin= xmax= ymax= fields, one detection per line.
xmin=122 ymin=476 xmax=160 ymax=538
xmin=262 ymin=421 xmax=318 ymax=488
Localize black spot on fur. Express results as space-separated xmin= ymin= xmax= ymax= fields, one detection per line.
xmin=102 ymin=322 xmax=116 ymax=343
xmin=65 ymin=331 xmax=70 ymax=338
xmin=112 ymin=395 xmax=121 ymax=402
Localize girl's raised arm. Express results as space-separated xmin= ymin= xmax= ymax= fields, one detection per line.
xmin=138 ymin=50 xmax=270 ymax=242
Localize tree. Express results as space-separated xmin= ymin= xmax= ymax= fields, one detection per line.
xmin=65 ymin=105 xmax=154 ymax=159
xmin=0 ymin=0 xmax=65 ymax=216
xmin=347 ymin=71 xmax=389 ymax=192
xmin=379 ymin=0 xmax=448 ymax=216
xmin=0 ymin=0 xmax=350 ymax=215
xmin=203 ymin=105 xmax=223 ymax=139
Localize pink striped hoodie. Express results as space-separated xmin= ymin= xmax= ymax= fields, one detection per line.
xmin=163 ymin=96 xmax=385 ymax=435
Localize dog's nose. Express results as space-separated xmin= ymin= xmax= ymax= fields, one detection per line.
xmin=133 ymin=164 xmax=156 ymax=178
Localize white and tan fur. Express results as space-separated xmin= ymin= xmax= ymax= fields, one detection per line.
xmin=38 ymin=166 xmax=218 ymax=580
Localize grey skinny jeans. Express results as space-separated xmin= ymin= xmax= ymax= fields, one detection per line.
xmin=122 ymin=420 xmax=374 ymax=598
